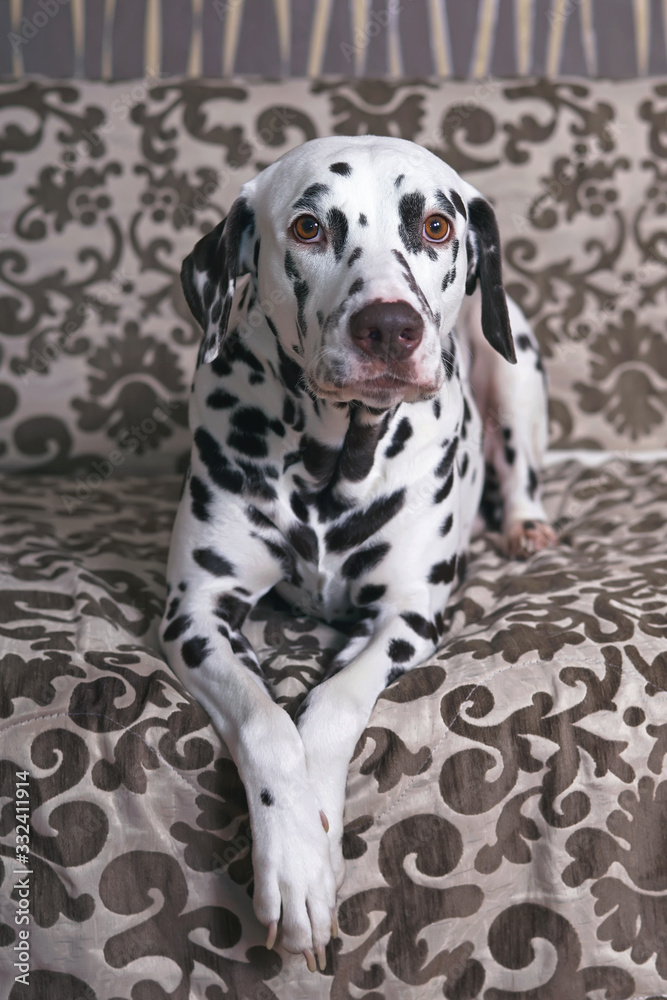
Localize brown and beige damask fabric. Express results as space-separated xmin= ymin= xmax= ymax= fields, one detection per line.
xmin=1 ymin=77 xmax=667 ymax=477
xmin=1 ymin=459 xmax=667 ymax=998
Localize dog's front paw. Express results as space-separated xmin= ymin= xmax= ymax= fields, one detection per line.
xmin=251 ymin=792 xmax=338 ymax=969
xmin=505 ymin=519 xmax=557 ymax=559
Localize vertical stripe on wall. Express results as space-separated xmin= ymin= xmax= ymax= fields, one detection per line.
xmin=223 ymin=0 xmax=245 ymax=75
xmin=471 ymin=0 xmax=499 ymax=77
xmin=188 ymin=0 xmax=204 ymax=76
xmin=308 ymin=0 xmax=333 ymax=76
xmin=275 ymin=0 xmax=291 ymax=74
xmin=144 ymin=0 xmax=161 ymax=77
xmin=3 ymin=0 xmax=667 ymax=80
xmin=546 ymin=0 xmax=568 ymax=75
xmin=428 ymin=0 xmax=451 ymax=76
xmin=10 ymin=0 xmax=23 ymax=77
xmin=515 ymin=0 xmax=533 ymax=74
xmin=71 ymin=0 xmax=85 ymax=76
xmin=101 ymin=0 xmax=116 ymax=79
xmin=634 ymin=0 xmax=650 ymax=73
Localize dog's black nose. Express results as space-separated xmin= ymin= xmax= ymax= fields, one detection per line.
xmin=349 ymin=300 xmax=424 ymax=362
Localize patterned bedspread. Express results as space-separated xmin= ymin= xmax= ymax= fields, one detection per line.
xmin=1 ymin=458 xmax=666 ymax=999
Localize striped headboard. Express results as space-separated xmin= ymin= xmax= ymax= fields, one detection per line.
xmin=1 ymin=0 xmax=665 ymax=80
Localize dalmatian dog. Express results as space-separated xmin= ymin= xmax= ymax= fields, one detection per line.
xmin=161 ymin=135 xmax=556 ymax=971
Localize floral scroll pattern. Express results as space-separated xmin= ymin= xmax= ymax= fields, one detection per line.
xmin=1 ymin=77 xmax=667 ymax=475
xmin=1 ymin=460 xmax=667 ymax=997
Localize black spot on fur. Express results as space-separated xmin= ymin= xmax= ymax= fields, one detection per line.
xmin=341 ymin=542 xmax=391 ymax=580
xmin=436 ymin=437 xmax=458 ymax=478
xmin=394 ymin=174 xmax=405 ymax=188
xmin=215 ymin=593 xmax=250 ymax=631
xmin=301 ymin=434 xmax=340 ymax=484
xmin=226 ymin=332 xmax=265 ymax=374
xmin=206 ymin=388 xmax=238 ymax=409
xmin=166 ymin=597 xmax=180 ymax=621
xmin=434 ymin=472 xmax=454 ymax=504
xmin=505 ymin=444 xmax=516 ymax=465
xmin=193 ymin=547 xmax=236 ymax=577
xmin=327 ymin=207 xmax=349 ymax=261
xmin=237 ymin=460 xmax=278 ymax=501
xmin=528 ymin=466 xmax=539 ymax=499
xmin=436 ymin=189 xmax=456 ymax=218
xmin=227 ymin=406 xmax=285 ymax=460
xmin=339 ymin=412 xmax=385 ymax=482
xmin=391 ymin=249 xmax=434 ymax=320
xmin=440 ymin=513 xmax=454 ymax=536
xmin=163 ymin=614 xmax=192 ymax=642
xmin=195 ymin=427 xmax=244 ymax=494
xmin=348 ymin=246 xmax=363 ymax=267
xmin=326 ymin=489 xmax=405 ymax=553
xmin=516 ymin=334 xmax=532 ymax=351
xmin=450 ymin=190 xmax=467 ymax=218
xmin=429 ymin=555 xmax=457 ymax=585
xmin=178 ymin=582 xmax=187 ymax=592
xmin=290 ymin=491 xmax=309 ymax=522
xmin=287 ymin=523 xmax=319 ymax=563
xmin=388 ymin=638 xmax=415 ymax=663
xmin=260 ymin=788 xmax=275 ymax=806
xmin=441 ymin=266 xmax=457 ymax=291
xmin=461 ymin=399 xmax=472 ymax=440
xmin=181 ymin=635 xmax=209 ymax=668
xmin=398 ymin=191 xmax=426 ymax=255
xmin=246 ymin=504 xmax=275 ymax=529
xmin=357 ymin=583 xmax=387 ymax=605
xmin=348 ymin=277 xmax=364 ymax=296
xmin=385 ymin=417 xmax=413 ymax=458
xmin=401 ymin=612 xmax=438 ymax=643
xmin=293 ymin=182 xmax=330 ymax=212
xmin=433 ymin=398 xmax=441 ymax=419
xmin=330 ymin=161 xmax=352 ymax=177
xmin=459 ymin=453 xmax=469 ymax=477
xmin=261 ymin=537 xmax=302 ymax=585
xmin=276 ymin=340 xmax=304 ymax=395
xmin=359 ymin=213 xmax=368 ymax=227
xmin=190 ymin=475 xmax=213 ymax=522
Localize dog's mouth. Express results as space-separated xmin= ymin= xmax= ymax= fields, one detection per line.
xmin=310 ymin=371 xmax=441 ymax=405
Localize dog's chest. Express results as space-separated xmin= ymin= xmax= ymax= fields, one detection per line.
xmin=193 ymin=337 xmax=478 ymax=621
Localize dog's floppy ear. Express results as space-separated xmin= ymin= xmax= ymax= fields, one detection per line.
xmin=181 ymin=194 xmax=256 ymax=364
xmin=464 ymin=196 xmax=516 ymax=364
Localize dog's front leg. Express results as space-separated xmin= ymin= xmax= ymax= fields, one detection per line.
xmin=161 ymin=502 xmax=337 ymax=967
xmin=296 ymin=613 xmax=438 ymax=888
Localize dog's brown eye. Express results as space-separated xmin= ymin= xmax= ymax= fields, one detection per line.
xmin=293 ymin=215 xmax=321 ymax=241
xmin=423 ymin=215 xmax=450 ymax=242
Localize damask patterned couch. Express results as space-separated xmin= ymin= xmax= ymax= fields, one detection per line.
xmin=1 ymin=77 xmax=667 ymax=1000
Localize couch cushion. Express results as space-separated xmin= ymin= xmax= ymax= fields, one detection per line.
xmin=1 ymin=458 xmax=666 ymax=996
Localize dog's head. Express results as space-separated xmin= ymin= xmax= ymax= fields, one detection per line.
xmin=181 ymin=136 xmax=515 ymax=407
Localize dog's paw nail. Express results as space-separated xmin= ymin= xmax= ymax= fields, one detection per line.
xmin=331 ymin=910 xmax=339 ymax=938
xmin=317 ymin=944 xmax=327 ymax=971
xmin=265 ymin=921 xmax=278 ymax=951
xmin=303 ymin=948 xmax=317 ymax=973
xmin=319 ymin=810 xmax=329 ymax=833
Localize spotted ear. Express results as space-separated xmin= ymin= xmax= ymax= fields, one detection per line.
xmin=181 ymin=195 xmax=256 ymax=364
xmin=464 ymin=197 xmax=516 ymax=364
